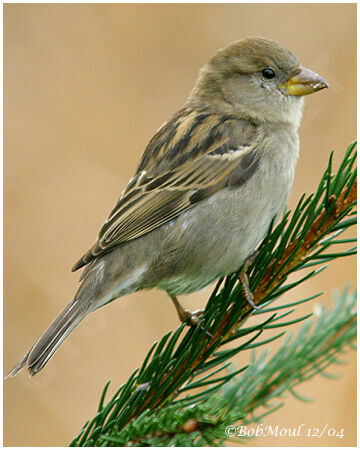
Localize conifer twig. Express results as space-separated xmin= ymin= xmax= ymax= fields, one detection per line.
xmin=72 ymin=288 xmax=356 ymax=446
xmin=70 ymin=142 xmax=356 ymax=447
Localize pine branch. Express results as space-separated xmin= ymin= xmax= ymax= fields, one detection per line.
xmin=70 ymin=142 xmax=356 ymax=447
xmin=242 ymin=288 xmax=356 ymax=417
xmin=72 ymin=288 xmax=356 ymax=446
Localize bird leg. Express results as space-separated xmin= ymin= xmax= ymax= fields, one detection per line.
xmin=168 ymin=294 xmax=203 ymax=327
xmin=168 ymin=294 xmax=213 ymax=338
xmin=238 ymin=251 xmax=261 ymax=310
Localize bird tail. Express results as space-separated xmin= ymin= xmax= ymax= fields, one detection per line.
xmin=6 ymin=297 xmax=89 ymax=378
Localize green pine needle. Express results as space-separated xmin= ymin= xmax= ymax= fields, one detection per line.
xmin=70 ymin=142 xmax=356 ymax=447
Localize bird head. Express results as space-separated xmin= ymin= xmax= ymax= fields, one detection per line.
xmin=189 ymin=37 xmax=328 ymax=127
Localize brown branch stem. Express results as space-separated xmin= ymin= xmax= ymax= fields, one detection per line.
xmin=125 ymin=179 xmax=357 ymax=428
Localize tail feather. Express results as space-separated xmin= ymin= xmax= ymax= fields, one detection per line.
xmin=6 ymin=298 xmax=88 ymax=378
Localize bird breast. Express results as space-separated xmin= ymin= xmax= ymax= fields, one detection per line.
xmin=153 ymin=124 xmax=300 ymax=295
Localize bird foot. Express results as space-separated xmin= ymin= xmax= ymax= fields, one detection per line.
xmin=178 ymin=308 xmax=203 ymax=327
xmin=180 ymin=309 xmax=213 ymax=338
xmin=169 ymin=294 xmax=213 ymax=337
xmin=238 ymin=251 xmax=261 ymax=310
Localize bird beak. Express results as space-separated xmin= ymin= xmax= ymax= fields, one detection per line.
xmin=279 ymin=66 xmax=329 ymax=96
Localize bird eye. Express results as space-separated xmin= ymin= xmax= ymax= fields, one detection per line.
xmin=261 ymin=68 xmax=276 ymax=79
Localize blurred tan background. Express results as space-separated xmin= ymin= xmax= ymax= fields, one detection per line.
xmin=4 ymin=3 xmax=356 ymax=447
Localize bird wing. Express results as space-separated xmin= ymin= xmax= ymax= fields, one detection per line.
xmin=72 ymin=107 xmax=258 ymax=271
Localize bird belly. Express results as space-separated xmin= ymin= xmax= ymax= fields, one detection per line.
xmin=83 ymin=129 xmax=299 ymax=300
xmin=154 ymin=157 xmax=294 ymax=296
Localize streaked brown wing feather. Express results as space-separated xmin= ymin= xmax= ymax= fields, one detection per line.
xmin=99 ymin=156 xmax=238 ymax=245
xmin=72 ymin=108 xmax=257 ymax=271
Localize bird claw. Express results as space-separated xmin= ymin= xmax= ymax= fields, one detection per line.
xmin=239 ymin=251 xmax=261 ymax=310
xmin=182 ymin=309 xmax=213 ymax=338
xmin=181 ymin=309 xmax=202 ymax=327
xmin=242 ymin=286 xmax=261 ymax=310
xmin=169 ymin=294 xmax=213 ymax=338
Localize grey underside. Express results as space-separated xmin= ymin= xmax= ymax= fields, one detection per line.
xmin=6 ymin=122 xmax=299 ymax=377
xmin=78 ymin=123 xmax=299 ymax=305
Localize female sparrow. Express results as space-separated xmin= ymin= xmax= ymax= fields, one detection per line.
xmin=7 ymin=37 xmax=328 ymax=377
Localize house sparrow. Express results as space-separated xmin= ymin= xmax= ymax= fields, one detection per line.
xmin=7 ymin=37 xmax=328 ymax=377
